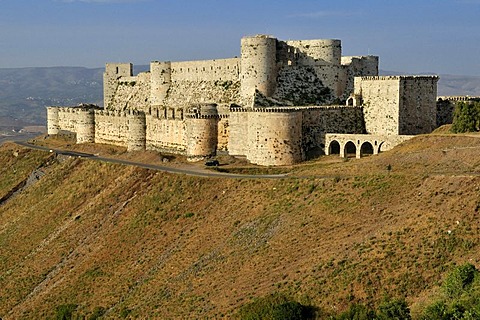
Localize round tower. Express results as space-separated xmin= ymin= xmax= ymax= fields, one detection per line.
xmin=46 ymin=107 xmax=60 ymax=135
xmin=185 ymin=104 xmax=219 ymax=160
xmin=150 ymin=61 xmax=172 ymax=106
xmin=240 ymin=35 xmax=278 ymax=103
xmin=76 ymin=108 xmax=95 ymax=143
xmin=127 ymin=111 xmax=146 ymax=151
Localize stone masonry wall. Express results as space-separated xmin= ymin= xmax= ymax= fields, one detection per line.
xmin=108 ymin=72 xmax=151 ymax=112
xmin=356 ymin=76 xmax=401 ymax=135
xmin=164 ymin=80 xmax=240 ymax=107
xmin=302 ymin=106 xmax=365 ymax=158
xmin=340 ymin=56 xmax=379 ymax=100
xmin=246 ymin=109 xmax=304 ymax=166
xmin=94 ymin=110 xmax=129 ymax=147
xmin=145 ymin=114 xmax=186 ymax=153
xmin=398 ymin=76 xmax=438 ymax=135
xmin=171 ymin=58 xmax=240 ymax=82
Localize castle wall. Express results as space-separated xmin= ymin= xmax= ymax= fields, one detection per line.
xmin=355 ymin=76 xmax=401 ymax=135
xmin=340 ymin=56 xmax=379 ymax=99
xmin=228 ymin=109 xmax=249 ymax=156
xmin=94 ymin=110 xmax=129 ymax=147
xmin=301 ymin=106 xmax=365 ymax=157
xmin=54 ymin=107 xmax=96 ymax=143
xmin=398 ymin=76 xmax=438 ymax=135
xmin=108 ymin=72 xmax=151 ymax=112
xmin=217 ymin=117 xmax=229 ymax=152
xmin=164 ymin=80 xmax=241 ymax=107
xmin=104 ymin=63 xmax=133 ymax=108
xmin=170 ymin=58 xmax=240 ymax=82
xmin=145 ymin=110 xmax=186 ymax=153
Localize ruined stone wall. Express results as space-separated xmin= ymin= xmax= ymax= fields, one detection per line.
xmin=94 ymin=110 xmax=129 ymax=147
xmin=108 ymin=72 xmax=151 ymax=112
xmin=355 ymin=76 xmax=401 ymax=135
xmin=398 ymin=76 xmax=438 ymax=135
xmin=104 ymin=63 xmax=133 ymax=108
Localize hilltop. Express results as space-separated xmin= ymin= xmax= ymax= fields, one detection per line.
xmin=1 ymin=132 xmax=480 ymax=318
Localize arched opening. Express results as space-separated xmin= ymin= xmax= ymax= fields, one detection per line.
xmin=329 ymin=140 xmax=341 ymax=155
xmin=360 ymin=141 xmax=374 ymax=157
xmin=344 ymin=141 xmax=356 ymax=157
xmin=378 ymin=141 xmax=386 ymax=154
xmin=347 ymin=97 xmax=354 ymax=106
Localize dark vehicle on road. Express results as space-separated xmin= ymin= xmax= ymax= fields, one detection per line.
xmin=205 ymin=159 xmax=219 ymax=167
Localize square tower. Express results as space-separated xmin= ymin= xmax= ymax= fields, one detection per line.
xmin=356 ymin=76 xmax=438 ymax=135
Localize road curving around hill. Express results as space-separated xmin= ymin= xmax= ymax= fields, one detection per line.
xmin=14 ymin=141 xmax=289 ymax=180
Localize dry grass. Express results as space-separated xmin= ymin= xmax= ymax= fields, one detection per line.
xmin=1 ymin=134 xmax=480 ymax=318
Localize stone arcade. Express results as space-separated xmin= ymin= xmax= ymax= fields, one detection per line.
xmin=47 ymin=34 xmax=438 ymax=166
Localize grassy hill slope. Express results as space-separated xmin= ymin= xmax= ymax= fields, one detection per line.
xmin=1 ymin=134 xmax=480 ymax=318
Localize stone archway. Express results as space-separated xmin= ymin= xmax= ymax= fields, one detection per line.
xmin=344 ymin=141 xmax=356 ymax=157
xmin=329 ymin=140 xmax=341 ymax=155
xmin=360 ymin=141 xmax=374 ymax=157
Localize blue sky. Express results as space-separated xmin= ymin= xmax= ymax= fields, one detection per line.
xmin=0 ymin=0 xmax=479 ymax=76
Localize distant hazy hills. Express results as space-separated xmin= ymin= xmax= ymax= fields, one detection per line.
xmin=0 ymin=66 xmax=478 ymax=126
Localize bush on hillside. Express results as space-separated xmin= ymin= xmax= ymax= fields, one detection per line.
xmin=236 ymin=293 xmax=316 ymax=320
xmin=376 ymin=298 xmax=411 ymax=320
xmin=451 ymin=101 xmax=480 ymax=133
xmin=443 ymin=263 xmax=478 ymax=298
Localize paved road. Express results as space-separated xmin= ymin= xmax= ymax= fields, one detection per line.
xmin=14 ymin=141 xmax=289 ymax=180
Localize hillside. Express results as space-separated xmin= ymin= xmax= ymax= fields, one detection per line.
xmin=1 ymin=133 xmax=480 ymax=318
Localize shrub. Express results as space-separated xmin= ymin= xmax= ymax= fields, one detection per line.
xmin=376 ymin=298 xmax=411 ymax=320
xmin=443 ymin=263 xmax=478 ymax=298
xmin=335 ymin=303 xmax=375 ymax=320
xmin=54 ymin=304 xmax=77 ymax=320
xmin=451 ymin=101 xmax=480 ymax=133
xmin=236 ymin=293 xmax=315 ymax=320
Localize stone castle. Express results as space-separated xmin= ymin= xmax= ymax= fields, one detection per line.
xmin=47 ymin=34 xmax=439 ymax=166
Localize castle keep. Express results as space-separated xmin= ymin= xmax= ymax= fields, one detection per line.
xmin=47 ymin=35 xmax=439 ymax=166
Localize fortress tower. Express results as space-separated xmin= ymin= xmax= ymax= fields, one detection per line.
xmin=240 ymin=35 xmax=278 ymax=104
xmin=185 ymin=104 xmax=219 ymax=160
xmin=75 ymin=108 xmax=96 ymax=143
xmin=103 ymin=63 xmax=133 ymax=108
xmin=127 ymin=110 xmax=147 ymax=151
xmin=46 ymin=107 xmax=60 ymax=135
xmin=150 ymin=61 xmax=172 ymax=107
